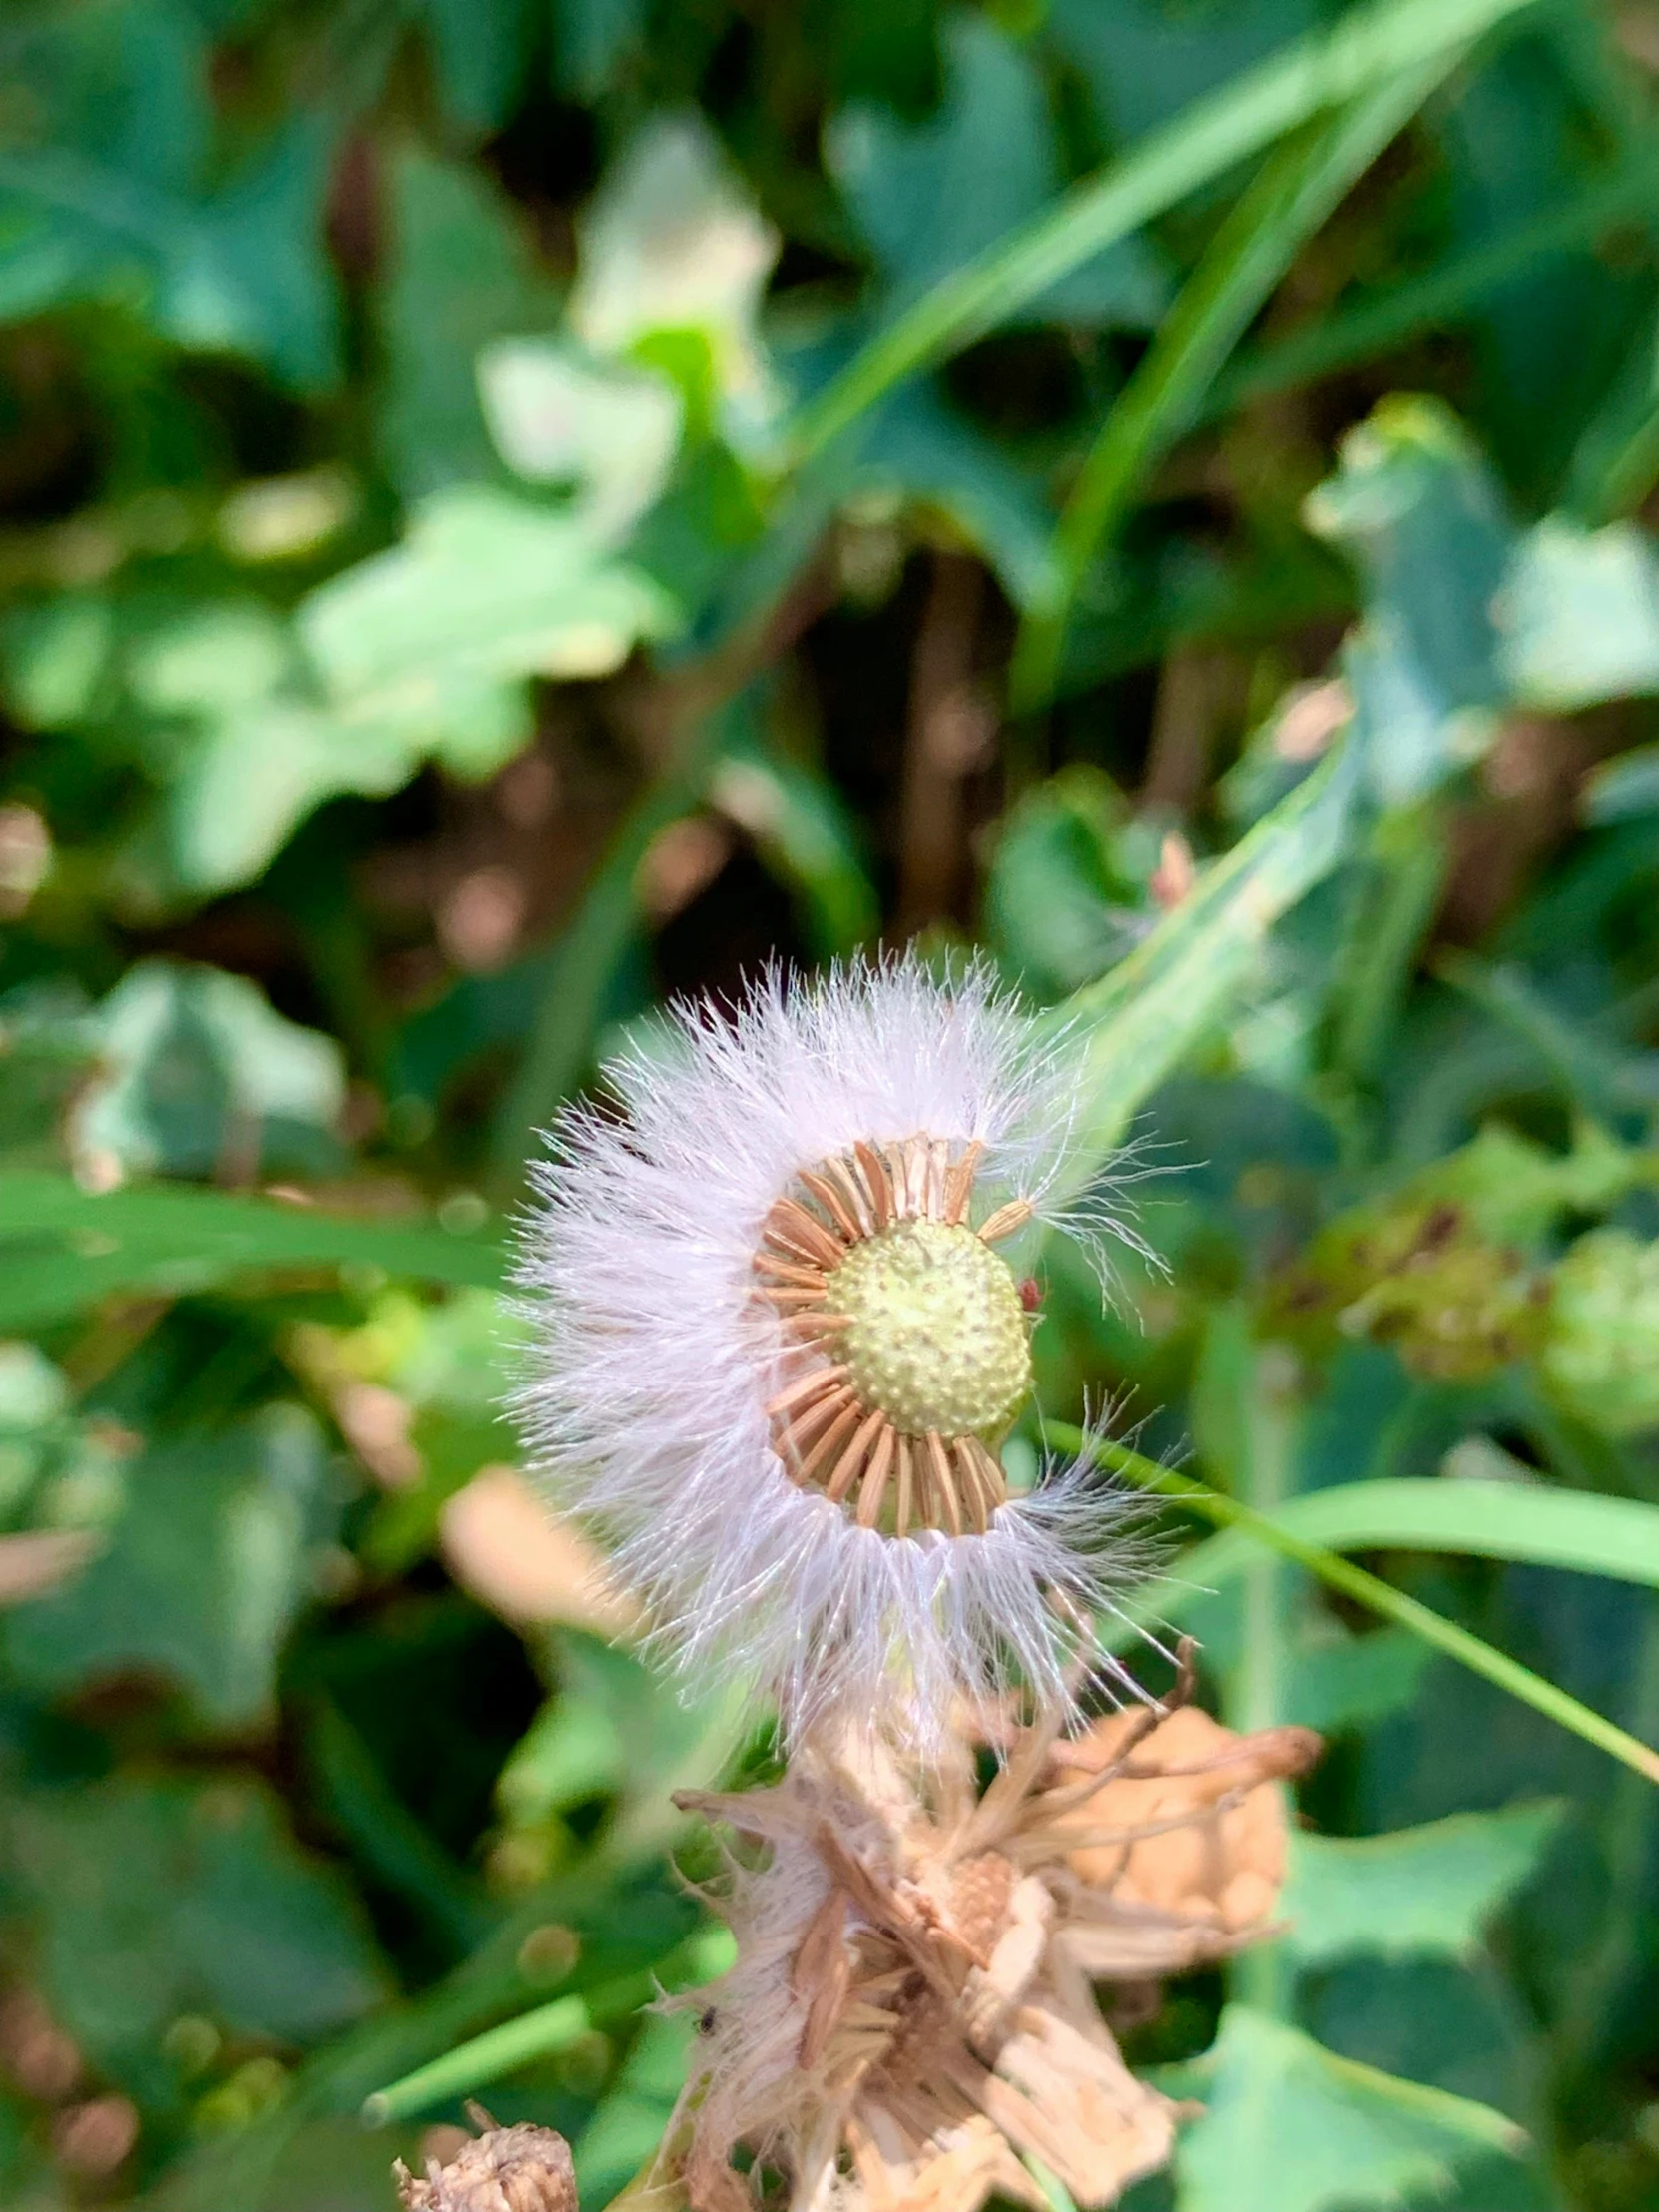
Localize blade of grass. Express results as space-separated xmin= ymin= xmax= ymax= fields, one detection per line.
xmin=0 ymin=1172 xmax=505 ymax=1330
xmin=361 ymin=1990 xmax=598 ymax=2125
xmin=1167 ymin=1475 xmax=1659 ymax=1595
xmin=1012 ymin=61 xmax=1454 ymax=713
xmin=1050 ymin=1423 xmax=1659 ymax=1785
xmin=790 ymin=0 xmax=1541 ymax=463
xmin=1215 ymin=147 xmax=1659 ymax=418
xmin=363 ymin=1928 xmax=732 ymax=2125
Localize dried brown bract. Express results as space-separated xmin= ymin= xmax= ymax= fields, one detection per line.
xmin=671 ymin=1660 xmax=1320 ymax=2212
xmin=393 ymin=2106 xmax=577 ymax=2212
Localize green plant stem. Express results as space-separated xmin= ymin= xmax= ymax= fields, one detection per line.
xmin=364 ymin=1979 xmax=638 ymax=2125
xmin=1194 ymin=1315 xmax=1299 ymax=2015
xmin=790 ymin=0 xmax=1540 ymax=463
xmin=1049 ymin=1423 xmax=1659 ymax=1786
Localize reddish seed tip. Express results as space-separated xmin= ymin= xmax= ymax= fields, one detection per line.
xmin=1019 ymin=1278 xmax=1043 ymax=1312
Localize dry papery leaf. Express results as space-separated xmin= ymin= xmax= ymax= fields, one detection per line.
xmin=439 ymin=1464 xmax=639 ymax=1636
xmin=671 ymin=1652 xmax=1320 ymax=2212
xmin=393 ymin=2104 xmax=577 ymax=2212
xmin=0 ymin=1529 xmax=102 ymax=1606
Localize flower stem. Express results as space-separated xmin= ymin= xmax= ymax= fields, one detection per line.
xmin=1052 ymin=1423 xmax=1659 ymax=1787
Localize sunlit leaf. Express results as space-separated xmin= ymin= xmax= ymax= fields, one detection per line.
xmin=478 ymin=339 xmax=684 ymax=542
xmin=1283 ymin=1805 xmax=1564 ymax=1965
xmin=1306 ymin=396 xmax=1512 ymax=805
xmin=571 ymin=114 xmax=780 ymax=442
xmin=1494 ymin=516 xmax=1659 ymax=710
xmin=1174 ymin=2006 xmax=1525 ymax=2212
xmin=5 ymin=1402 xmax=335 ymax=1726
xmin=298 ymin=485 xmax=679 ymax=773
xmin=378 ymin=150 xmax=563 ymax=497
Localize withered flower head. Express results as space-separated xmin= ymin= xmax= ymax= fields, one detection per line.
xmin=669 ymin=1662 xmax=1321 ymax=2211
xmin=512 ymin=955 xmax=1152 ymax=1744
xmin=393 ymin=2108 xmax=576 ymax=2212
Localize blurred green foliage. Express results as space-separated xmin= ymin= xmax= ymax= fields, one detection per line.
xmin=4 ymin=0 xmax=1659 ymax=2206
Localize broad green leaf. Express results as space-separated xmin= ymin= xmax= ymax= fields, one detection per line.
xmin=0 ymin=1344 xmax=69 ymax=1432
xmin=1584 ymin=741 xmax=1659 ymax=825
xmin=1163 ymin=1477 xmax=1659 ymax=1602
xmin=477 ymin=339 xmax=684 ymax=543
xmin=123 ymin=603 xmax=415 ymax=894
xmin=570 ymin=115 xmax=780 ymax=442
xmin=378 ymin=150 xmax=563 ymax=497
xmin=553 ymin=0 xmax=648 ymax=101
xmin=986 ymin=765 xmax=1152 ymax=999
xmin=1306 ymin=396 xmax=1513 ymax=805
xmin=126 ymin=601 xmax=297 ymax=719
xmin=298 ymin=485 xmax=678 ymax=773
xmin=0 ymin=81 xmax=340 ymax=391
xmin=828 ymin=14 xmax=1168 ymax=326
xmin=1430 ymin=36 xmax=1631 ymax=502
xmin=853 ymin=383 xmax=1056 ymax=610
xmin=1283 ymin=1805 xmax=1564 ymax=1965
xmin=793 ymin=0 xmax=1544 ymax=458
xmin=0 ymin=1173 xmax=505 ymax=1333
xmin=1174 ymin=2006 xmax=1525 ymax=2212
xmin=166 ymin=698 xmax=415 ymax=895
xmin=418 ymin=0 xmax=533 ymax=139
xmin=5 ymin=1402 xmax=335 ymax=1726
xmin=1044 ymin=0 xmax=1317 ymax=148
xmin=67 ymin=959 xmax=344 ymax=1185
xmin=1051 ymin=740 xmax=1359 ymax=1187
xmin=6 ymin=1771 xmax=386 ymax=2071
xmin=0 ymin=594 xmax=114 ymax=729
xmin=1285 ymin=1625 xmax=1433 ymax=1736
xmin=164 ymin=112 xmax=342 ymax=393
xmin=1494 ymin=516 xmax=1659 ymax=710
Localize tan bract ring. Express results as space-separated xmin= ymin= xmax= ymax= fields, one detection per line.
xmin=754 ymin=1134 xmax=1035 ymax=1537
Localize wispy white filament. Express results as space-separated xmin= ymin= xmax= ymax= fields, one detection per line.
xmin=510 ymin=954 xmax=1147 ymax=1744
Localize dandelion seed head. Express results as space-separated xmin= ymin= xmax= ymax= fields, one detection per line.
xmin=509 ymin=951 xmax=1151 ymax=1745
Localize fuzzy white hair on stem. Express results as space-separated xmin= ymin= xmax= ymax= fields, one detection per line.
xmin=509 ymin=952 xmax=1155 ymax=1748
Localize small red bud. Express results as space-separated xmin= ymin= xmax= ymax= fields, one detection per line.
xmin=1019 ymin=1278 xmax=1043 ymax=1313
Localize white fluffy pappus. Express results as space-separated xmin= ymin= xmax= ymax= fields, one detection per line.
xmin=509 ymin=954 xmax=1153 ymax=1746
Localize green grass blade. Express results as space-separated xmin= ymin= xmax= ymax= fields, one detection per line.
xmin=1011 ymin=62 xmax=1453 ymax=713
xmin=363 ymin=1926 xmax=730 ymax=2124
xmin=0 ymin=1172 xmax=505 ymax=1329
xmin=790 ymin=0 xmax=1541 ymax=463
xmin=1051 ymin=1424 xmax=1659 ymax=1786
xmin=1216 ymin=148 xmax=1659 ymax=419
xmin=1169 ymin=1475 xmax=1659 ymax=1595
xmin=362 ymin=1990 xmax=601 ymax=2125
